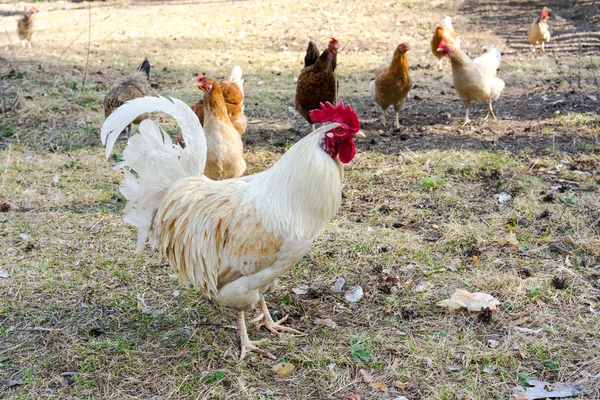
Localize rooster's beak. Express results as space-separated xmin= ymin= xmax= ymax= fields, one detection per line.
xmin=353 ymin=131 xmax=366 ymax=138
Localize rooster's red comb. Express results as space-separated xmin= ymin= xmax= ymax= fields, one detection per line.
xmin=310 ymin=100 xmax=360 ymax=132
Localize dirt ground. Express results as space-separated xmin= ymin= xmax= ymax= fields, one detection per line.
xmin=1 ymin=0 xmax=600 ymax=399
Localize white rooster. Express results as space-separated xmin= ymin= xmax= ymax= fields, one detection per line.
xmin=437 ymin=39 xmax=505 ymax=125
xmin=100 ymin=98 xmax=364 ymax=359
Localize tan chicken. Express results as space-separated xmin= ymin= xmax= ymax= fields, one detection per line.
xmin=177 ymin=66 xmax=246 ymax=148
xmin=103 ymin=59 xmax=151 ymax=139
xmin=188 ymin=74 xmax=246 ymax=180
xmin=438 ymin=40 xmax=505 ymax=125
xmin=101 ymin=98 xmax=364 ymax=359
xmin=370 ymin=43 xmax=412 ymax=128
xmin=528 ymin=7 xmax=551 ymax=53
xmin=17 ymin=7 xmax=37 ymax=48
xmin=431 ymin=16 xmax=460 ymax=70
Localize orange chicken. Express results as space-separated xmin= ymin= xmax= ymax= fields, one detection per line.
xmin=370 ymin=43 xmax=412 ymax=129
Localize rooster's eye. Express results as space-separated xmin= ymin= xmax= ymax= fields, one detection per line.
xmin=336 ymin=128 xmax=343 ymax=133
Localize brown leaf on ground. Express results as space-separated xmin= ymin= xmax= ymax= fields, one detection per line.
xmin=437 ymin=289 xmax=500 ymax=312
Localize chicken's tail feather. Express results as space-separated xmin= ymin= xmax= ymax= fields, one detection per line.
xmin=228 ymin=65 xmax=244 ymax=96
xmin=100 ymin=96 xmax=207 ymax=252
xmin=442 ymin=16 xmax=454 ymax=30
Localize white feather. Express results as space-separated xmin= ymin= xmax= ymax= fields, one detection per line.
xmin=227 ymin=65 xmax=244 ymax=96
xmin=100 ymin=96 xmax=208 ymax=252
xmin=442 ymin=16 xmax=454 ymax=30
xmin=474 ymin=46 xmax=502 ymax=78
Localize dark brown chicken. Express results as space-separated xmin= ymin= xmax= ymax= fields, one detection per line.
xmin=17 ymin=7 xmax=37 ymax=48
xmin=294 ymin=38 xmax=339 ymax=127
xmin=177 ymin=66 xmax=246 ymax=148
xmin=103 ymin=59 xmax=151 ymax=139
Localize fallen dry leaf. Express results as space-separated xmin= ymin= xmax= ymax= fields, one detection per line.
xmin=2 ymin=379 xmax=23 ymax=387
xmin=414 ymin=281 xmax=433 ymax=292
xmin=359 ymin=369 xmax=389 ymax=393
xmin=272 ymin=362 xmax=295 ymax=378
xmin=392 ymin=380 xmax=409 ymax=389
xmin=314 ymin=318 xmax=337 ymax=328
xmin=437 ymin=289 xmax=500 ymax=312
xmin=359 ymin=369 xmax=374 ymax=384
xmin=370 ymin=381 xmax=388 ymax=393
xmin=505 ymin=233 xmax=519 ymax=246
xmin=331 ymin=277 xmax=346 ymax=291
xmin=292 ymin=284 xmax=309 ymax=295
xmin=514 ymin=327 xmax=543 ymax=334
xmin=512 ymin=380 xmax=583 ymax=399
xmin=345 ymin=286 xmax=364 ymax=303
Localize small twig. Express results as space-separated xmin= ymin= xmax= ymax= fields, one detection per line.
xmin=56 ymin=14 xmax=110 ymax=84
xmin=8 ymin=326 xmax=61 ymax=334
xmin=79 ymin=2 xmax=92 ymax=97
xmin=1 ymin=144 xmax=12 ymax=188
xmin=0 ymin=338 xmax=36 ymax=355
xmin=3 ymin=27 xmax=17 ymax=65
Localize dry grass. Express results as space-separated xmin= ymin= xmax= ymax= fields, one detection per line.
xmin=1 ymin=0 xmax=600 ymax=399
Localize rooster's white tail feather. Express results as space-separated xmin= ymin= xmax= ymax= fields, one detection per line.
xmin=100 ymin=96 xmax=207 ymax=252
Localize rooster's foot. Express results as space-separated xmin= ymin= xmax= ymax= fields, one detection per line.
xmin=236 ymin=311 xmax=276 ymax=360
xmin=255 ymin=298 xmax=302 ymax=336
xmin=239 ymin=338 xmax=276 ymax=360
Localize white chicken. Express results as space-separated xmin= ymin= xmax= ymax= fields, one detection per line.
xmin=100 ymin=97 xmax=364 ymax=359
xmin=438 ymin=39 xmax=505 ymax=125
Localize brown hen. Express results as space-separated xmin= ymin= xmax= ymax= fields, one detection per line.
xmin=17 ymin=7 xmax=37 ymax=48
xmin=294 ymin=38 xmax=339 ymax=127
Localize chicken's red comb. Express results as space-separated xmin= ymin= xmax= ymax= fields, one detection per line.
xmin=195 ymin=73 xmax=204 ymax=83
xmin=310 ymin=100 xmax=360 ymax=132
xmin=438 ymin=39 xmax=448 ymax=49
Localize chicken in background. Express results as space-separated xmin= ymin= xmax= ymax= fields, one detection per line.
xmin=431 ymin=16 xmax=460 ymax=70
xmin=294 ymin=38 xmax=339 ymax=128
xmin=103 ymin=59 xmax=151 ymax=139
xmin=438 ymin=39 xmax=505 ymax=125
xmin=177 ymin=66 xmax=246 ymax=148
xmin=17 ymin=6 xmax=37 ymax=48
xmin=100 ymin=98 xmax=364 ymax=359
xmin=370 ymin=43 xmax=412 ymax=129
xmin=528 ymin=7 xmax=551 ymax=53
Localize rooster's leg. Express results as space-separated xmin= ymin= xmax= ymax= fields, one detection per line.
xmin=236 ymin=311 xmax=276 ymax=360
xmin=488 ymin=99 xmax=497 ymax=119
xmin=462 ymin=108 xmax=471 ymax=126
xmin=394 ymin=112 xmax=400 ymax=129
xmin=255 ymin=297 xmax=302 ymax=335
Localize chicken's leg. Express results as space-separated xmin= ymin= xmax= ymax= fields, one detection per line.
xmin=254 ymin=297 xmax=301 ymax=335
xmin=125 ymin=125 xmax=131 ymax=141
xmin=381 ymin=109 xmax=387 ymax=127
xmin=236 ymin=311 xmax=276 ymax=360
xmin=394 ymin=111 xmax=400 ymax=129
xmin=487 ymin=99 xmax=497 ymax=120
xmin=437 ymin=59 xmax=443 ymax=71
xmin=541 ymin=42 xmax=545 ymax=53
xmin=462 ymin=107 xmax=471 ymax=126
